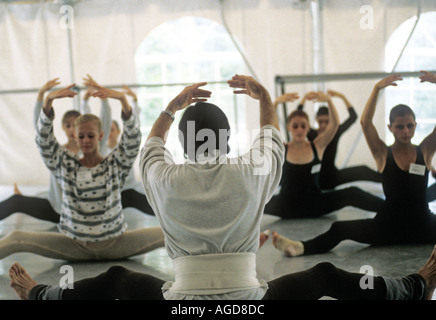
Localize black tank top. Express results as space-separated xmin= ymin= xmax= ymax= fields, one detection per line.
xmin=381 ymin=145 xmax=430 ymax=216
xmin=280 ymin=142 xmax=321 ymax=195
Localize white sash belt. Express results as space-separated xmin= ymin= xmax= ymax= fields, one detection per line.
xmin=168 ymin=252 xmax=261 ymax=294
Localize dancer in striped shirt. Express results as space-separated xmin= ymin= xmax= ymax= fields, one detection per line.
xmin=0 ymin=83 xmax=164 ymax=261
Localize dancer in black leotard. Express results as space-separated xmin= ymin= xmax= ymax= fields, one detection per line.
xmin=287 ymin=89 xmax=382 ymax=190
xmin=270 ymin=72 xmax=436 ymax=257
xmin=264 ymin=92 xmax=384 ymax=219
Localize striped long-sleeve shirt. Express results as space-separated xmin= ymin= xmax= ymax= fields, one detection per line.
xmin=32 ymin=99 xmax=112 ymax=214
xmin=35 ymin=109 xmax=141 ymax=242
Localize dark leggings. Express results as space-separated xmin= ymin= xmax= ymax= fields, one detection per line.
xmin=121 ymin=189 xmax=155 ymax=216
xmin=29 ymin=262 xmax=389 ymax=300
xmin=0 ymin=189 xmax=155 ymax=223
xmin=0 ymin=194 xmax=59 ymax=223
xmin=319 ymin=166 xmax=382 ymax=190
xmin=265 ymin=186 xmax=384 ymax=219
xmin=263 ymin=262 xmax=387 ymax=300
xmin=302 ymin=215 xmax=436 ymax=255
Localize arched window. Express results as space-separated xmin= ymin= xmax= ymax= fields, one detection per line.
xmin=385 ymin=12 xmax=436 ymax=145
xmin=135 ymin=16 xmax=246 ymax=161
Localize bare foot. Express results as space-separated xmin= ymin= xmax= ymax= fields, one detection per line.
xmin=259 ymin=230 xmax=270 ymax=249
xmin=272 ymin=231 xmax=304 ymax=257
xmin=418 ymin=245 xmax=436 ymax=300
xmin=13 ymin=183 xmax=22 ymax=195
xmin=9 ymin=263 xmax=37 ymax=300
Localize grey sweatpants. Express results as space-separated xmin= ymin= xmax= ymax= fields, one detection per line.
xmin=0 ymin=227 xmax=165 ymax=261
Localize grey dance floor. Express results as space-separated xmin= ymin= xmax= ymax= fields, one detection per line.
xmin=0 ymin=182 xmax=435 ymax=300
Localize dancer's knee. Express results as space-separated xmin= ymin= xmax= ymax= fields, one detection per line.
xmin=5 ymin=230 xmax=27 ymax=242
xmin=102 ymin=265 xmax=129 ymax=281
xmin=312 ymin=262 xmax=338 ymax=276
xmin=314 ymin=261 xmax=336 ymax=274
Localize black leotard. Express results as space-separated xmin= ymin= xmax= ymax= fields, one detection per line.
xmin=279 ymin=142 xmax=321 ymax=196
xmin=303 ymin=145 xmax=436 ymax=254
xmin=265 ymin=143 xmax=384 ymax=219
xmin=380 ymin=146 xmax=429 ymax=219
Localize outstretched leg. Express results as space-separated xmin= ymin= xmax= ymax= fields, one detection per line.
xmin=318 ymin=187 xmax=384 ymax=215
xmin=0 ymin=230 xmax=96 ymax=261
xmin=264 ymin=261 xmax=387 ymax=300
xmin=264 ymin=246 xmax=436 ymax=300
xmin=271 ymin=218 xmax=388 ymax=257
xmin=319 ymin=166 xmax=381 ymax=190
xmin=10 ymin=264 xmax=165 ymax=300
xmin=0 ymin=194 xmax=59 ymax=223
xmin=121 ymin=189 xmax=155 ymax=216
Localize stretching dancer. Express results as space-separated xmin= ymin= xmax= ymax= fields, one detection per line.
xmin=284 ymin=89 xmax=381 ymax=190
xmin=271 ymin=71 xmax=436 ymax=257
xmin=106 ymin=85 xmax=155 ymax=216
xmin=8 ymin=75 xmax=436 ymax=301
xmin=0 ymin=77 xmax=111 ymax=223
xmin=264 ymin=91 xmax=384 ymax=219
xmin=0 ymin=77 xmax=156 ymax=222
xmin=0 ymin=83 xmax=163 ymax=261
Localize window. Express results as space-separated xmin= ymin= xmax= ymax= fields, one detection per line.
xmin=135 ymin=16 xmax=246 ymax=162
xmin=385 ymin=12 xmax=436 ymax=145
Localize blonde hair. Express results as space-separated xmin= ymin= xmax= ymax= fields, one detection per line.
xmin=74 ymin=114 xmax=102 ymax=132
xmin=62 ymin=110 xmax=80 ymax=126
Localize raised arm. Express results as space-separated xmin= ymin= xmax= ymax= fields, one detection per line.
xmin=296 ymin=92 xmax=315 ymax=111
xmin=37 ymin=78 xmax=61 ymax=102
xmin=273 ymin=92 xmax=300 ymax=109
xmin=122 ymin=85 xmax=141 ymax=124
xmin=33 ymin=78 xmax=61 ymax=129
xmin=43 ymin=84 xmax=78 ymax=116
xmin=91 ymin=85 xmax=140 ymax=181
xmin=311 ymin=91 xmax=339 ymax=157
xmin=418 ymin=71 xmax=436 ymax=167
xmin=36 ymin=84 xmax=77 ymax=177
xmin=360 ymin=75 xmax=402 ymax=171
xmin=90 ymin=84 xmax=132 ymax=119
xmin=327 ymin=89 xmax=358 ymax=132
xmin=80 ymin=88 xmax=92 ymax=114
xmin=327 ymin=89 xmax=353 ymax=109
xmin=228 ymin=74 xmax=279 ymax=131
xmin=147 ymin=82 xmax=211 ymax=143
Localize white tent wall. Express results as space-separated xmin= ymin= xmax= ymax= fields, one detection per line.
xmin=0 ymin=0 xmax=434 ymax=186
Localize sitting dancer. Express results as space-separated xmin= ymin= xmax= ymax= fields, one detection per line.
xmin=8 ymin=75 xmax=436 ymax=301
xmin=291 ymin=89 xmax=381 ymax=189
xmin=105 ymin=85 xmax=156 ymax=216
xmin=0 ymin=83 xmax=163 ymax=261
xmin=264 ymin=91 xmax=384 ymax=219
xmin=0 ymin=76 xmax=111 ymax=223
xmin=271 ymin=71 xmax=436 ymax=257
